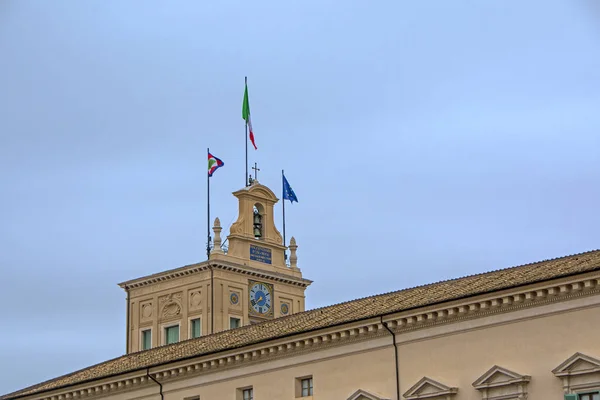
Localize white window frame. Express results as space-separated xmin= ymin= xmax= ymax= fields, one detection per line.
xmin=161 ymin=322 xmax=181 ymax=345
xmin=188 ymin=316 xmax=202 ymax=339
xmin=139 ymin=328 xmax=152 ymax=351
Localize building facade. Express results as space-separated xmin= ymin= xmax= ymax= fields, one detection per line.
xmin=120 ymin=182 xmax=311 ymax=353
xmin=2 ymin=181 xmax=600 ymax=400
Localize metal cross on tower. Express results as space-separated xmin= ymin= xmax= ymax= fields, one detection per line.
xmin=252 ymin=163 xmax=260 ymax=181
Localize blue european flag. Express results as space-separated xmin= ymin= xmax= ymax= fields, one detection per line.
xmin=282 ymin=173 xmax=298 ymax=203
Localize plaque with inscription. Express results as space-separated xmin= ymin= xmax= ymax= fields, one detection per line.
xmin=250 ymin=245 xmax=272 ymax=264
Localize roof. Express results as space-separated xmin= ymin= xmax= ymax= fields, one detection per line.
xmin=4 ymin=249 xmax=600 ymax=399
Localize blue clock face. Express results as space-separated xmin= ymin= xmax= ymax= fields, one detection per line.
xmin=249 ymin=282 xmax=272 ymax=315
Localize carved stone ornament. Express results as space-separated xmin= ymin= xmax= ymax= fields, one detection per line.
xmin=552 ymin=352 xmax=600 ymax=393
xmin=189 ymin=290 xmax=202 ymax=310
xmin=403 ymin=377 xmax=458 ymax=400
xmin=141 ymin=303 xmax=153 ymax=319
xmin=472 ymin=365 xmax=530 ymax=400
xmin=229 ymin=215 xmax=244 ymax=235
xmin=159 ymin=292 xmax=182 ymax=320
xmin=347 ymin=389 xmax=391 ymax=400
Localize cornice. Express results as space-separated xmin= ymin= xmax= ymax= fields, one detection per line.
xmin=118 ymin=260 xmax=311 ymax=291
xmin=381 ymin=274 xmax=600 ymax=335
xmin=19 ymin=273 xmax=600 ymax=400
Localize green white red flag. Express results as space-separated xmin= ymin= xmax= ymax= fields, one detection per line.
xmin=242 ymin=83 xmax=257 ymax=150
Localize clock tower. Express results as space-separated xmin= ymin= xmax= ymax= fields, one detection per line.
xmin=119 ymin=179 xmax=311 ymax=353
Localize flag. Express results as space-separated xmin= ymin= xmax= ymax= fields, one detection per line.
xmin=282 ymin=173 xmax=298 ymax=203
xmin=208 ymin=152 xmax=224 ymax=177
xmin=242 ymin=83 xmax=257 ymax=150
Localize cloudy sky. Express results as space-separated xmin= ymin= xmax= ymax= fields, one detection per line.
xmin=1 ymin=0 xmax=599 ymax=394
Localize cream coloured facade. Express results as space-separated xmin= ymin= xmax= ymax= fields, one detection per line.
xmin=3 ymin=180 xmax=600 ymax=400
xmin=121 ymin=181 xmax=311 ymax=352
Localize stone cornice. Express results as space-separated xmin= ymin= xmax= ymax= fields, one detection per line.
xmin=20 ymin=273 xmax=600 ymax=400
xmin=381 ymin=273 xmax=600 ymax=335
xmin=118 ymin=260 xmax=311 ymax=291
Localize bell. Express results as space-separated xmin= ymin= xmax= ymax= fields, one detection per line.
xmin=253 ymin=212 xmax=262 ymax=225
xmin=253 ymin=226 xmax=262 ymax=238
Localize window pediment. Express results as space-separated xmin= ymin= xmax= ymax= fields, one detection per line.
xmin=553 ymin=352 xmax=600 ymax=393
xmin=347 ymin=389 xmax=391 ymax=400
xmin=403 ymin=377 xmax=458 ymax=400
xmin=553 ymin=352 xmax=600 ymax=377
xmin=472 ymin=366 xmax=530 ymax=400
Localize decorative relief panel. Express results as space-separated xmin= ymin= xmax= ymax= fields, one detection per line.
xmin=140 ymin=301 xmax=153 ymax=320
xmin=159 ymin=292 xmax=182 ymax=321
xmin=280 ymin=297 xmax=292 ymax=316
xmin=229 ymin=287 xmax=242 ymax=312
xmin=189 ymin=289 xmax=202 ymax=311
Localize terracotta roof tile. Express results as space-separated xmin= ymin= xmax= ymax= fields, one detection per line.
xmin=4 ymin=249 xmax=600 ymax=399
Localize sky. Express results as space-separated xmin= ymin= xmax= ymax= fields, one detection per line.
xmin=1 ymin=0 xmax=600 ymax=395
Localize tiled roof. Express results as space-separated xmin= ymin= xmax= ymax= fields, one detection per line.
xmin=4 ymin=249 xmax=600 ymax=400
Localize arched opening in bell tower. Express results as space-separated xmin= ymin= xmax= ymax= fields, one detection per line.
xmin=253 ymin=203 xmax=264 ymax=239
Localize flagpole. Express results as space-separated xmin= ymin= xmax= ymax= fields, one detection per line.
xmin=245 ymin=76 xmax=248 ymax=186
xmin=282 ymin=169 xmax=287 ymax=260
xmin=207 ymin=148 xmax=211 ymax=260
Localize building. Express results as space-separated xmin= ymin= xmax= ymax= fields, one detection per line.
xmin=2 ymin=180 xmax=600 ymax=400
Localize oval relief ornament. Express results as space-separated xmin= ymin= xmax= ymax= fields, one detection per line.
xmin=142 ymin=304 xmax=153 ymax=318
xmin=190 ymin=291 xmax=202 ymax=307
xmin=162 ymin=302 xmax=181 ymax=318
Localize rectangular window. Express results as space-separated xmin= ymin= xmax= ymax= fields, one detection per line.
xmin=578 ymin=393 xmax=600 ymax=400
xmin=230 ymin=317 xmax=241 ymax=329
xmin=243 ymin=388 xmax=253 ymax=400
xmin=141 ymin=329 xmax=152 ymax=350
xmin=165 ymin=325 xmax=179 ymax=345
xmin=190 ymin=318 xmax=201 ymax=338
xmin=301 ymin=377 xmax=313 ymax=397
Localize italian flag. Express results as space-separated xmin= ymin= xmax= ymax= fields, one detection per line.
xmin=208 ymin=152 xmax=224 ymax=177
xmin=242 ymin=82 xmax=257 ymax=150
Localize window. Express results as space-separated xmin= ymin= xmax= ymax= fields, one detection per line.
xmin=230 ymin=317 xmax=241 ymax=329
xmin=301 ymin=378 xmax=313 ymax=397
xmin=578 ymin=393 xmax=600 ymax=400
xmin=296 ymin=376 xmax=313 ymax=398
xmin=190 ymin=318 xmax=201 ymax=338
xmin=164 ymin=325 xmax=179 ymax=344
xmin=141 ymin=329 xmax=152 ymax=350
xmin=243 ymin=388 xmax=253 ymax=400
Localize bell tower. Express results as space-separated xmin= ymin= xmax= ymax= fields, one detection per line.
xmin=120 ymin=178 xmax=310 ymax=353
xmin=211 ymin=180 xmax=300 ymax=277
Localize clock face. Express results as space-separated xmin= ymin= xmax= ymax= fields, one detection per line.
xmin=249 ymin=281 xmax=273 ymax=315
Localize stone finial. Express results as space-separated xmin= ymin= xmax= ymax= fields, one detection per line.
xmin=212 ymin=217 xmax=223 ymax=254
xmin=289 ymin=236 xmax=298 ymax=269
